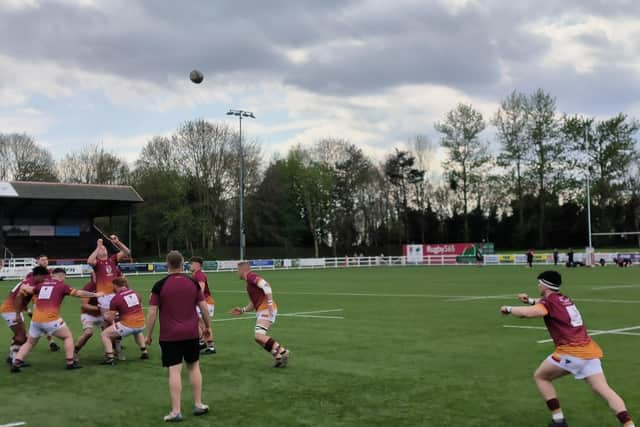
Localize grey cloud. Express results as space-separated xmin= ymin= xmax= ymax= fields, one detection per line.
xmin=1 ymin=0 xmax=639 ymax=111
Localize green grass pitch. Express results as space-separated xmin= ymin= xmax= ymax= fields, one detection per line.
xmin=1 ymin=266 xmax=639 ymax=426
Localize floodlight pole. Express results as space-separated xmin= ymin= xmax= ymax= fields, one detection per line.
xmin=227 ymin=109 xmax=255 ymax=261
xmin=585 ymin=124 xmax=593 ymax=249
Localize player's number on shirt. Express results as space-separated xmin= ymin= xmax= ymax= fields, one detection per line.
xmin=38 ymin=286 xmax=54 ymax=300
xmin=566 ymin=305 xmax=583 ymax=327
xmin=124 ymin=293 xmax=140 ymax=308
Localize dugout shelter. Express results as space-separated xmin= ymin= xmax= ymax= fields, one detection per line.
xmin=0 ymin=181 xmax=143 ymax=261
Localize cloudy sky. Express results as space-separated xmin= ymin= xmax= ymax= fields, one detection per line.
xmin=1 ymin=0 xmax=639 ymax=164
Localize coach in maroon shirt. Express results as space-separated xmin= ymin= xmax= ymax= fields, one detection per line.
xmin=145 ymin=250 xmax=211 ymax=422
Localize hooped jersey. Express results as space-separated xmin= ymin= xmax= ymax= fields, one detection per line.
xmin=536 ymin=293 xmax=603 ymax=359
xmin=193 ymin=270 xmax=215 ymax=305
xmin=92 ymin=255 xmax=121 ymax=295
xmin=245 ymin=272 xmax=277 ymax=311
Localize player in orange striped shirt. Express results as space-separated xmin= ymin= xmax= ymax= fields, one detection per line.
xmin=11 ymin=267 xmax=103 ymax=372
xmin=231 ymin=262 xmax=289 ymax=367
xmin=100 ymin=277 xmax=148 ymax=365
xmin=190 ymin=257 xmax=216 ymax=354
xmin=500 ymin=271 xmax=635 ymax=427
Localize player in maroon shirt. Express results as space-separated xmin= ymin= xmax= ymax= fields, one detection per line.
xmin=231 ymin=262 xmax=290 ymax=368
xmin=11 ymin=267 xmax=102 ymax=372
xmin=500 ymin=271 xmax=635 ymax=427
xmin=145 ymin=251 xmax=210 ymax=422
xmin=24 ymin=254 xmax=60 ymax=352
xmin=73 ymin=275 xmax=104 ymax=362
xmin=189 ymin=256 xmax=216 ymax=354
xmin=100 ymin=277 xmax=148 ymax=365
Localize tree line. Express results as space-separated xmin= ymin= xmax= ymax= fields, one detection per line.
xmin=1 ymin=88 xmax=639 ymax=258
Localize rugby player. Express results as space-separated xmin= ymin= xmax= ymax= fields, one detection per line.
xmin=11 ymin=267 xmax=103 ymax=372
xmin=500 ymin=270 xmax=635 ymax=427
xmin=87 ymin=236 xmax=129 ymax=358
xmin=1 ymin=268 xmax=49 ymax=365
xmin=231 ymin=262 xmax=289 ymax=367
xmin=25 ymin=254 xmax=60 ymax=352
xmin=73 ymin=275 xmax=104 ymax=361
xmin=100 ymin=277 xmax=148 ymax=365
xmin=189 ymin=257 xmax=215 ymax=354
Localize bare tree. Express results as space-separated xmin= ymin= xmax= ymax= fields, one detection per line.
xmin=58 ymin=144 xmax=129 ymax=185
xmin=0 ymin=133 xmax=57 ymax=181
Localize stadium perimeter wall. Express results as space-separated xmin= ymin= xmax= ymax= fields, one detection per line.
xmin=1 ymin=251 xmax=638 ymax=281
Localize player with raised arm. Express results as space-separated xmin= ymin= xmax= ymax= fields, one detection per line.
xmin=189 ymin=257 xmax=216 ymax=354
xmin=87 ymin=236 xmax=129 ymax=359
xmin=11 ymin=267 xmax=103 ymax=372
xmin=25 ymin=254 xmax=60 ymax=352
xmin=73 ymin=275 xmax=104 ymax=362
xmin=500 ymin=270 xmax=635 ymax=427
xmin=231 ymin=262 xmax=290 ymax=367
xmin=100 ymin=277 xmax=148 ymax=365
xmin=1 ymin=268 xmax=49 ymax=365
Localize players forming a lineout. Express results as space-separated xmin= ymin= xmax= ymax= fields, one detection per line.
xmin=501 ymin=270 xmax=635 ymax=427
xmin=231 ymin=262 xmax=290 ymax=367
xmin=87 ymin=236 xmax=130 ymax=360
xmin=10 ymin=267 xmax=103 ymax=372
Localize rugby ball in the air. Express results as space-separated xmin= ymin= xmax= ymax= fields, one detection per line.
xmin=190 ymin=70 xmax=204 ymax=84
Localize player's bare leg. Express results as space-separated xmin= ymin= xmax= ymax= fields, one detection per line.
xmin=134 ymin=333 xmax=149 ymax=359
xmin=53 ymin=325 xmax=81 ymax=369
xmin=200 ymin=315 xmax=215 ymax=354
xmin=187 ymin=361 xmax=209 ymax=415
xmin=74 ymin=327 xmax=94 ymax=361
xmin=11 ymin=335 xmax=39 ymax=372
xmin=585 ymin=373 xmax=635 ymax=426
xmin=165 ymin=364 xmax=183 ymax=421
xmin=8 ymin=322 xmax=27 ymax=365
xmin=100 ymin=326 xmax=119 ymax=365
xmin=534 ymin=359 xmax=570 ymax=425
xmin=255 ymin=319 xmax=289 ymax=368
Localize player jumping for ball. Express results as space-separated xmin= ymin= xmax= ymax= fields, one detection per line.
xmin=500 ymin=270 xmax=635 ymax=427
xmin=231 ymin=262 xmax=289 ymax=367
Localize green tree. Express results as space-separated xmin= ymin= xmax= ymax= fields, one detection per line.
xmin=435 ymin=103 xmax=489 ymax=241
xmin=493 ymin=91 xmax=529 ymax=238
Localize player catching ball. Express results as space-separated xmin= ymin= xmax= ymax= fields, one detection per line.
xmin=500 ymin=270 xmax=635 ymax=427
xmin=231 ymin=262 xmax=289 ymax=367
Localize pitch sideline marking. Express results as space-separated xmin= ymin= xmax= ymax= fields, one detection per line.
xmin=446 ymin=294 xmax=514 ymax=302
xmin=504 ymin=325 xmax=640 ymax=338
xmin=592 ymin=284 xmax=640 ymax=291
xmin=536 ymin=325 xmax=640 ymax=344
xmin=1 ymin=422 xmax=26 ymax=427
xmin=213 ymin=308 xmax=344 ymax=322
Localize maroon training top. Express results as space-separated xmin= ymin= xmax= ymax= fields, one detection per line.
xmin=149 ymin=273 xmax=203 ymax=342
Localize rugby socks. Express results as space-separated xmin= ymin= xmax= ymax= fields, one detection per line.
xmin=616 ymin=411 xmax=634 ymax=426
xmin=546 ymin=398 xmax=564 ymax=422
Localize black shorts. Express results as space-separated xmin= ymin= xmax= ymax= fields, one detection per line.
xmin=159 ymin=339 xmax=200 ymax=367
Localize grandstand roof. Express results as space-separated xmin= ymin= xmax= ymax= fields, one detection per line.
xmin=0 ymin=181 xmax=143 ymax=218
xmin=2 ymin=181 xmax=143 ymax=202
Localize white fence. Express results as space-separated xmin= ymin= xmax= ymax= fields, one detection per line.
xmin=1 ymin=251 xmax=637 ymax=281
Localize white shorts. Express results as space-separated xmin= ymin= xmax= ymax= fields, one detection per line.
xmin=98 ymin=294 xmax=116 ymax=310
xmin=2 ymin=312 xmax=24 ymax=327
xmin=114 ymin=322 xmax=144 ymax=337
xmin=197 ymin=304 xmax=215 ymax=319
xmin=547 ymin=354 xmax=603 ymax=380
xmin=256 ymin=308 xmax=277 ymax=324
xmin=29 ymin=319 xmax=65 ymax=338
xmin=81 ymin=314 xmax=105 ymax=330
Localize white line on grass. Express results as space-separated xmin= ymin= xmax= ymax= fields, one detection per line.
xmin=214 ymin=290 xmax=640 ymax=303
xmin=505 ymin=324 xmax=640 ymax=338
xmin=503 ymin=325 xmax=547 ymax=330
xmin=536 ymin=325 xmax=640 ymax=343
xmin=213 ymin=308 xmax=344 ymax=323
xmin=592 ymin=284 xmax=640 ymax=291
xmin=1 ymin=422 xmax=26 ymax=427
xmin=446 ymin=294 xmax=514 ymax=302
